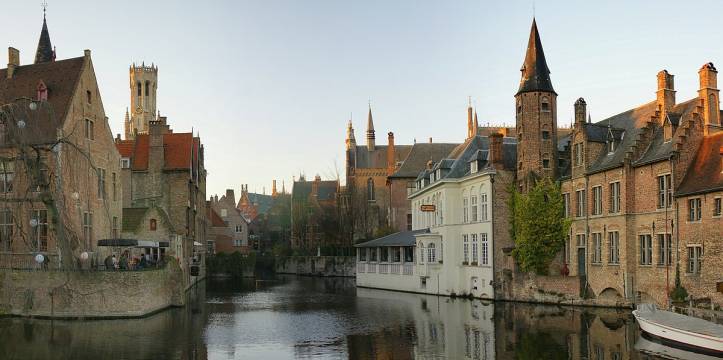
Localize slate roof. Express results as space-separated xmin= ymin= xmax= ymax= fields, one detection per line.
xmin=389 ymin=142 xmax=460 ymax=178
xmin=115 ymin=132 xmax=201 ymax=171
xmin=246 ymin=193 xmax=274 ymax=214
xmin=677 ymin=132 xmax=723 ymax=196
xmin=0 ymin=56 xmax=85 ymax=144
xmin=353 ymin=144 xmax=412 ymax=169
xmin=355 ymin=228 xmax=429 ymax=248
xmin=517 ymin=19 xmax=555 ymax=95
xmin=292 ymin=179 xmax=339 ymax=202
xmin=35 ymin=17 xmax=54 ymax=64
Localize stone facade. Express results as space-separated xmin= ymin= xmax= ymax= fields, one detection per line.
xmin=124 ymin=63 xmax=158 ymax=139
xmin=0 ymin=18 xmax=122 ymax=262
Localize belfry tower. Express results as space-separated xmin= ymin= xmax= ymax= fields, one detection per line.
xmin=125 ymin=63 xmax=158 ymax=139
xmin=515 ymin=19 xmax=558 ymax=188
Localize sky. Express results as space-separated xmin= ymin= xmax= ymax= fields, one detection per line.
xmin=2 ymin=0 xmax=723 ymax=198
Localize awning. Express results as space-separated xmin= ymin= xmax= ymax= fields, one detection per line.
xmin=97 ymin=239 xmax=170 ymax=248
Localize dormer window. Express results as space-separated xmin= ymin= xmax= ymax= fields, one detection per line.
xmin=430 ymin=172 xmax=435 ymax=183
xmin=607 ymin=139 xmax=616 ymax=153
xmin=120 ymin=158 xmax=130 ymax=169
xmin=435 ymin=169 xmax=441 ymax=180
xmin=471 ymin=161 xmax=478 ymax=174
xmin=36 ymin=81 xmax=48 ymax=101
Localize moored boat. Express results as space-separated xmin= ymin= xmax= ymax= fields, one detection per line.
xmin=632 ymin=303 xmax=723 ymax=356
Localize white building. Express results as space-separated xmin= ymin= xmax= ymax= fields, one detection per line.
xmin=356 ymin=127 xmax=517 ymax=299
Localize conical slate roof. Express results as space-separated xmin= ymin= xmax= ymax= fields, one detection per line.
xmin=517 ymin=19 xmax=555 ymax=95
xmin=35 ymin=16 xmax=54 ymax=64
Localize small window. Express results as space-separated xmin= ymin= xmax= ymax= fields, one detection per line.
xmin=607 ymin=139 xmax=616 ymax=153
xmin=714 ymin=198 xmax=721 ymax=217
xmin=542 ymin=158 xmax=550 ymax=169
xmin=84 ymin=119 xmax=94 ymax=140
xmin=221 ymin=209 xmax=228 ymax=217
xmin=541 ymin=131 xmax=550 ymax=140
xmin=86 ymin=90 xmax=92 ymax=104
xmin=541 ymin=97 xmax=550 ymax=112
xmin=120 ymin=158 xmax=130 ymax=169
xmin=688 ymin=198 xmax=702 ymax=221
xmin=145 ymin=81 xmax=150 ymax=96
xmin=150 ymin=219 xmax=157 ymax=231
xmin=471 ymin=161 xmax=478 ymax=173
xmin=137 ymin=81 xmax=142 ymax=97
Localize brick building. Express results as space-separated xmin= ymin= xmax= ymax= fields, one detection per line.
xmin=0 ymin=15 xmax=122 ymax=265
xmin=290 ymin=175 xmax=340 ymax=251
xmin=209 ymin=189 xmax=249 ymax=254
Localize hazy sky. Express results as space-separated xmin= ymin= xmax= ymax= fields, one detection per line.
xmin=2 ymin=0 xmax=722 ymax=198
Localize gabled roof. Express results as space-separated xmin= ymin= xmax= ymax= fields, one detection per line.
xmin=292 ymin=179 xmax=339 ymax=202
xmin=115 ymin=132 xmax=200 ymax=171
xmin=0 ymin=56 xmax=85 ymax=144
xmin=389 ymin=142 xmax=460 ymax=178
xmin=517 ymin=19 xmax=555 ymax=95
xmin=208 ymin=207 xmax=226 ymax=227
xmin=353 ymin=144 xmax=413 ymax=169
xmin=677 ymin=132 xmax=723 ymax=196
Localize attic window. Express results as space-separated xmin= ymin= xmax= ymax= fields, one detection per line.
xmin=36 ymin=81 xmax=48 ymax=101
xmin=436 ymin=169 xmax=441 ymax=180
xmin=664 ymin=122 xmax=673 ymax=143
xmin=607 ymin=139 xmax=616 ymax=153
xmin=471 ymin=161 xmax=478 ymax=174
xmin=120 ymin=158 xmax=130 ymax=169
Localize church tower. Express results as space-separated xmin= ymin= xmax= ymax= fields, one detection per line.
xmin=125 ymin=62 xmax=158 ymax=139
xmin=515 ymin=19 xmax=558 ymax=187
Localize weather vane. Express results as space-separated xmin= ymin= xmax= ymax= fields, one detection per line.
xmin=41 ymin=1 xmax=48 ymax=17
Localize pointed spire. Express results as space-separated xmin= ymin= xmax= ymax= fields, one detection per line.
xmin=467 ymin=98 xmax=474 ymax=139
xmin=473 ymin=110 xmax=480 ymax=136
xmin=517 ymin=18 xmax=555 ymax=95
xmin=366 ymin=103 xmax=375 ymax=151
xmin=35 ymin=11 xmax=54 ymax=64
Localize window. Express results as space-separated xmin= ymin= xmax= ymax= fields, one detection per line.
xmin=657 ymin=175 xmax=672 ymax=208
xmin=0 ymin=209 xmax=13 ymax=251
xmin=609 ymin=182 xmax=621 ymax=213
xmin=32 ymin=210 xmax=48 ymax=251
xmin=471 ymin=195 xmax=478 ymax=222
xmin=463 ymin=235 xmax=469 ymax=263
xmin=541 ymin=97 xmax=550 ymax=112
xmin=30 ymin=157 xmax=48 ymax=192
xmin=576 ymin=234 xmax=586 ymax=247
xmin=145 ymin=81 xmax=150 ymax=96
xmin=688 ymin=198 xmax=702 ymax=221
xmin=37 ymin=81 xmax=48 ymax=101
xmin=592 ymin=233 xmax=602 ymax=264
xmin=120 ymin=158 xmax=130 ymax=169
xmin=471 ymin=234 xmax=478 ymax=264
xmin=435 ymin=169 xmax=441 ymax=180
xmin=84 ymin=119 xmax=94 ymax=140
xmin=427 ymin=243 xmax=436 ymax=263
xmin=418 ymin=244 xmax=424 ymax=264
xmin=406 ymin=213 xmax=412 ymax=231
xmin=471 ymin=161 xmax=478 ymax=173
xmin=370 ymin=247 xmax=377 ymax=262
xmin=86 ymin=90 xmax=92 ymax=104
xmin=687 ymin=246 xmax=702 ymax=274
xmin=392 ymin=247 xmax=401 ymax=262
xmin=463 ymin=197 xmax=469 ymax=223
xmin=112 ymin=172 xmax=117 ymax=201
xmin=574 ymin=143 xmax=583 ymax=166
xmin=112 ymin=216 xmax=118 ymax=238
xmin=97 ymin=168 xmax=106 ymax=199
xmin=235 ymin=225 xmax=243 ymax=233
xmin=657 ymin=234 xmax=672 ymax=265
xmin=542 ymin=158 xmax=550 ymax=169
xmin=480 ymin=192 xmax=488 ymax=221
xmin=592 ymin=186 xmax=602 ymax=215
xmin=576 ymin=190 xmax=586 ymax=217
xmin=714 ymin=198 xmax=721 ymax=217
xmin=367 ymin=178 xmax=375 ymax=201
xmin=150 ymin=218 xmax=157 ymax=231
xmin=541 ymin=130 xmax=550 ymax=140
xmin=234 ymin=238 xmax=242 ymax=247
xmin=380 ymin=247 xmax=389 ymax=262
xmin=137 ymin=81 xmax=142 ymax=96
xmin=565 ymin=235 xmax=571 ymax=263
xmin=608 ymin=231 xmax=619 ymax=264
xmin=0 ymin=161 xmax=13 ymax=193
xmin=359 ymin=248 xmax=367 ymax=261
xmin=480 ymin=233 xmax=488 ymax=265
xmin=563 ymin=193 xmax=570 ymax=217
xmin=639 ymin=234 xmax=652 ymax=265
xmin=221 ymin=209 xmax=227 ymax=217
xmin=607 ymin=138 xmax=616 ymax=153
xmin=404 ymin=247 xmax=414 ymax=262
xmin=83 ymin=212 xmax=93 ymax=247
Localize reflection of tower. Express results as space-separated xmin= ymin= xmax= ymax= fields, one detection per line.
xmin=125 ymin=62 xmax=158 ymax=139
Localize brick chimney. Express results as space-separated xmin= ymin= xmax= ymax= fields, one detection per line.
xmin=272 ymin=180 xmax=278 ymax=197
xmin=657 ymin=70 xmax=675 ymax=124
xmin=148 ymin=120 xmax=166 ymax=172
xmin=225 ymin=189 xmax=236 ymax=204
xmin=7 ymin=47 xmax=19 ymax=79
xmin=312 ymin=175 xmax=321 ymax=196
xmin=699 ymin=62 xmax=720 ymax=135
xmin=489 ymin=132 xmax=504 ymax=168
xmin=574 ymin=98 xmax=587 ymax=128
xmin=387 ymin=132 xmax=395 ymax=175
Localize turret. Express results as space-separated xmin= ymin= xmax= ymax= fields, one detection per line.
xmin=698 ymin=62 xmax=720 ymax=135
xmin=127 ymin=62 xmax=159 ymax=139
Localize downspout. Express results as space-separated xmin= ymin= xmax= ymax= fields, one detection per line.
xmin=490 ymin=172 xmax=496 ymax=299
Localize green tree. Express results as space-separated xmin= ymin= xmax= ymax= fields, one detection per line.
xmin=509 ymin=177 xmax=571 ymax=275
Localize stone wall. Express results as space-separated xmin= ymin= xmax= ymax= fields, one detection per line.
xmin=276 ymin=256 xmax=355 ymax=277
xmin=0 ymin=260 xmax=184 ymax=318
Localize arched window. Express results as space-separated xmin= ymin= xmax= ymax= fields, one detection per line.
xmin=36 ymin=81 xmax=48 ymax=101
xmin=427 ymin=243 xmax=436 ymax=263
xmin=137 ymin=81 xmax=142 ymax=97
xmin=367 ymin=178 xmax=375 ymax=201
xmin=150 ymin=218 xmax=157 ymax=231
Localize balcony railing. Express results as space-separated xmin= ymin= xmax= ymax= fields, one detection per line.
xmin=356 ymin=262 xmax=415 ymax=276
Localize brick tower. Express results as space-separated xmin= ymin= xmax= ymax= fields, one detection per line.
xmin=515 ymin=19 xmax=558 ymax=189
xmin=125 ymin=62 xmax=158 ymax=139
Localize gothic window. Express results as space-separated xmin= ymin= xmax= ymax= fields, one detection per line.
xmin=36 ymin=81 xmax=48 ymax=101
xmin=367 ymin=178 xmax=375 ymax=201
xmin=137 ymin=81 xmax=142 ymax=97
xmin=145 ymin=81 xmax=150 ymax=97
xmin=541 ymin=97 xmax=550 ymax=112
xmin=150 ymin=219 xmax=157 ymax=231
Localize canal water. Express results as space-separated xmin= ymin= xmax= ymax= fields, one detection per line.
xmin=0 ymin=276 xmax=690 ymax=359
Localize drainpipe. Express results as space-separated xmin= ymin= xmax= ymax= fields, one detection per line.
xmin=489 ymin=172 xmax=496 ymax=299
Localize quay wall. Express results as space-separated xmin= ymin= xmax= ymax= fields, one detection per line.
xmin=0 ymin=261 xmax=185 ymax=318
xmin=276 ymin=256 xmax=355 ymax=277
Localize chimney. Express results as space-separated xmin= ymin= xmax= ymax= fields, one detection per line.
xmin=426 ymin=160 xmax=433 ymax=170
xmin=467 ymin=103 xmax=474 ymax=139
xmin=657 ymin=70 xmax=675 ymax=123
xmin=7 ymin=47 xmax=19 ymax=79
xmin=429 ymin=137 xmax=433 ymax=144
xmin=489 ymin=132 xmax=504 ymax=168
xmin=387 ymin=132 xmax=395 ymax=175
xmin=698 ymin=62 xmax=720 ymax=135
xmin=312 ymin=175 xmax=321 ymax=196
xmin=574 ymin=97 xmax=587 ymax=127
xmin=148 ymin=121 xmax=165 ymax=172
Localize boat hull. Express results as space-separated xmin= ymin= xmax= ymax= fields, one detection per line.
xmin=633 ymin=310 xmax=723 ymax=355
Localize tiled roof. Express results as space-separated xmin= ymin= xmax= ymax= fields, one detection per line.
xmin=208 ymin=207 xmax=226 ymax=227
xmin=115 ymin=132 xmax=199 ymax=171
xmin=353 ymin=144 xmax=412 ymax=169
xmin=355 ymin=228 xmax=429 ymax=248
xmin=390 ymin=142 xmax=460 ymax=178
xmin=677 ymin=132 xmax=723 ymax=196
xmin=292 ymin=180 xmax=338 ymax=202
xmin=0 ymin=56 xmax=85 ymax=144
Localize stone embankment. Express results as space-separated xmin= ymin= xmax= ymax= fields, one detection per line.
xmin=0 ymin=260 xmax=185 ymax=319
xmin=276 ymin=256 xmax=355 ymax=277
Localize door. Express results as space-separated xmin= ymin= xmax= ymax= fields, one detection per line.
xmin=577 ymin=248 xmax=586 ymax=276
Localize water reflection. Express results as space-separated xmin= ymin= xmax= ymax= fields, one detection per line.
xmin=0 ymin=276 xmax=686 ymax=359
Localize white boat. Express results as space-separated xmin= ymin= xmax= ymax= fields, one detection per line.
xmin=632 ymin=303 xmax=723 ymax=356
xmin=635 ymin=335 xmax=720 ymax=360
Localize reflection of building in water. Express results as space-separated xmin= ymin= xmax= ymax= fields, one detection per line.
xmin=356 ymin=288 xmax=496 ymax=359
